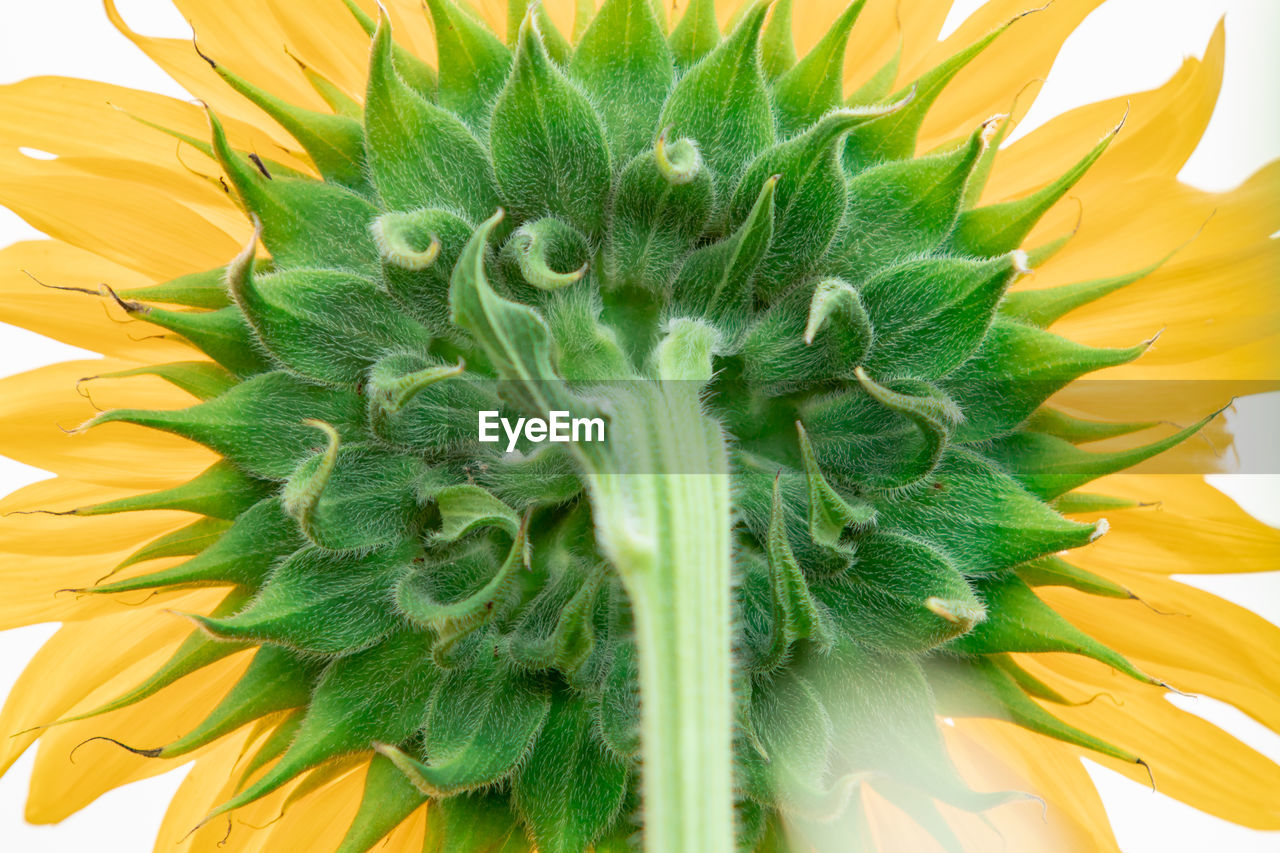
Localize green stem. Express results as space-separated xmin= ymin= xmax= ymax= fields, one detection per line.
xmin=580 ymin=381 xmax=735 ymax=853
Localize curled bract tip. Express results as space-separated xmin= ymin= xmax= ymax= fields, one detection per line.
xmin=1011 ymin=1 xmax=1054 ymax=24
xmin=1012 ymin=249 xmax=1032 ymax=276
xmin=980 ymin=113 xmax=1009 ymax=148
xmin=655 ymin=126 xmax=704 ymax=185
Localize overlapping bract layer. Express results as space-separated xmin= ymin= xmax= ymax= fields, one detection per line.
xmin=40 ymin=0 xmax=1218 ymax=849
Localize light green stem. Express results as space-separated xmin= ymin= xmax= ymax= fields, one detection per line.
xmin=581 ymin=381 xmax=735 ymax=853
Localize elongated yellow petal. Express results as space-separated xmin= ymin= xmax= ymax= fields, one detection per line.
xmin=914 ymin=0 xmax=1108 ymax=153
xmin=236 ymin=765 xmax=367 ymax=853
xmin=1039 ymin=576 xmax=1280 ymax=732
xmin=985 ymin=23 xmax=1224 ymax=203
xmin=1018 ymin=654 xmax=1280 ymax=829
xmin=843 ymin=0 xmax=950 ymax=92
xmin=114 ymin=0 xmax=323 ymax=108
xmin=0 ymin=361 xmax=211 ymax=487
xmin=258 ymin=0 xmax=373 ymax=100
xmin=0 ymin=76 xmax=304 ymax=176
xmin=149 ymin=734 xmax=249 ymax=852
xmin=26 ymin=647 xmax=250 ymax=823
xmin=0 ymin=606 xmax=194 ymax=774
xmin=944 ymin=718 xmax=1123 ymax=853
xmin=0 ymin=241 xmax=191 ymax=360
xmin=1073 ymin=474 xmax=1280 ymax=577
xmin=0 ymin=477 xmax=192 ymax=556
xmin=0 ymin=172 xmax=242 ymax=281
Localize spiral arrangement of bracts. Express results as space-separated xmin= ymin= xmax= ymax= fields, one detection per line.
xmin=27 ymin=0 xmax=1221 ymax=849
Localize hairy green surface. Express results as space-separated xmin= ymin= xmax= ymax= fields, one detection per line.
xmin=46 ymin=1 xmax=1213 ymax=850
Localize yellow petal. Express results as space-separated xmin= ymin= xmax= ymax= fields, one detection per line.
xmin=152 ymin=721 xmax=280 ymax=853
xmin=259 ymin=0 xmax=373 ymax=101
xmin=26 ymin=644 xmax=251 ymax=823
xmin=0 ymin=360 xmax=212 ymax=488
xmin=1019 ymin=164 xmax=1280 ymax=379
xmin=0 ymin=476 xmax=193 ymax=556
xmin=151 ymin=742 xmax=247 ymax=853
xmin=0 ymin=170 xmax=242 ymax=281
xmin=985 ymin=23 xmax=1224 ymax=202
xmin=913 ymin=0 xmax=1109 ymax=152
xmin=1038 ymin=576 xmax=1280 ymax=735
xmin=0 ymin=240 xmax=192 ymax=360
xmin=1020 ymin=654 xmax=1280 ymax=830
xmin=235 ymin=765 xmax=366 ymax=853
xmin=0 ymin=604 xmax=196 ymax=774
xmin=0 ymin=548 xmax=231 ymax=630
xmin=843 ymin=0 xmax=950 ymax=92
xmin=104 ymin=0 xmax=320 ymax=129
xmin=944 ymin=718 xmax=1123 ymax=853
xmin=0 ymin=75 xmax=304 ymax=173
xmin=1072 ymin=474 xmax=1280 ymax=577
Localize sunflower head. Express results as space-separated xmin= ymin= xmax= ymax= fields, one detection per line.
xmin=1 ymin=0 xmax=1275 ymax=851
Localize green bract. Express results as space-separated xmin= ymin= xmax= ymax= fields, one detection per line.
xmin=57 ymin=1 xmax=1213 ymax=851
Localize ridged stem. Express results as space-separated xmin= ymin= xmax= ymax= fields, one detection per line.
xmin=581 ymin=381 xmax=734 ymax=853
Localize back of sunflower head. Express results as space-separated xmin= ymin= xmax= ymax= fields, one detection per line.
xmin=50 ymin=1 xmax=1219 ymax=850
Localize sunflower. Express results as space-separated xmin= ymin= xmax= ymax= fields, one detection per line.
xmin=0 ymin=0 xmax=1277 ymax=851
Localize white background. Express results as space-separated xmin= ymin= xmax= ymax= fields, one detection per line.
xmin=0 ymin=1 xmax=1277 ymax=851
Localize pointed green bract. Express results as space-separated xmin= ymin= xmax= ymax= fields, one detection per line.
xmin=110 ymin=516 xmax=231 ymax=571
xmin=771 ymin=0 xmax=866 ymax=137
xmin=832 ymin=127 xmax=985 ymax=281
xmin=191 ymin=543 xmax=413 ymax=653
xmin=228 ymin=233 xmax=432 ymax=388
xmin=571 ymin=0 xmax=674 ymax=161
xmin=208 ymin=112 xmax=380 ymax=273
xmin=341 ymin=0 xmax=437 ymax=96
xmin=844 ymin=23 xmax=1009 ymax=168
xmin=492 ymin=17 xmax=612 ymax=233
xmin=386 ymin=649 xmax=549 ymax=794
xmin=92 ymin=361 xmax=237 ymax=401
xmin=660 ymin=3 xmax=774 ymax=186
xmin=155 ymin=644 xmax=320 ymax=758
xmin=608 ymin=136 xmax=713 ymax=290
xmin=818 ymin=533 xmax=983 ymax=654
xmin=930 ymin=657 xmax=1141 ymax=763
xmin=1016 ymin=554 xmax=1132 ymax=599
xmin=673 ymin=174 xmax=775 ymax=319
xmin=948 ymin=573 xmax=1156 ymax=685
xmin=987 ymin=410 xmax=1219 ymax=500
xmin=512 ymin=692 xmax=630 ymax=853
xmin=760 ymin=0 xmax=796 ymax=80
xmin=335 ymin=754 xmax=428 ymax=853
xmin=423 ymin=792 xmax=531 ymax=853
xmin=860 ymin=253 xmax=1026 ymax=380
xmin=730 ymin=110 xmax=865 ymax=288
xmin=209 ymin=58 xmax=368 ymax=189
xmin=75 ymin=459 xmax=270 ymax=520
xmin=127 ymin=303 xmax=273 ymax=378
xmin=1002 ymin=250 xmax=1171 ymax=327
xmin=796 ymin=421 xmax=876 ymax=550
xmin=425 ymin=0 xmax=512 ymax=124
xmin=943 ymin=319 xmax=1150 ymax=440
xmin=669 ymin=0 xmax=720 ymax=67
xmin=366 ymin=21 xmax=499 ymax=220
xmin=949 ymin=127 xmax=1120 ymax=257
